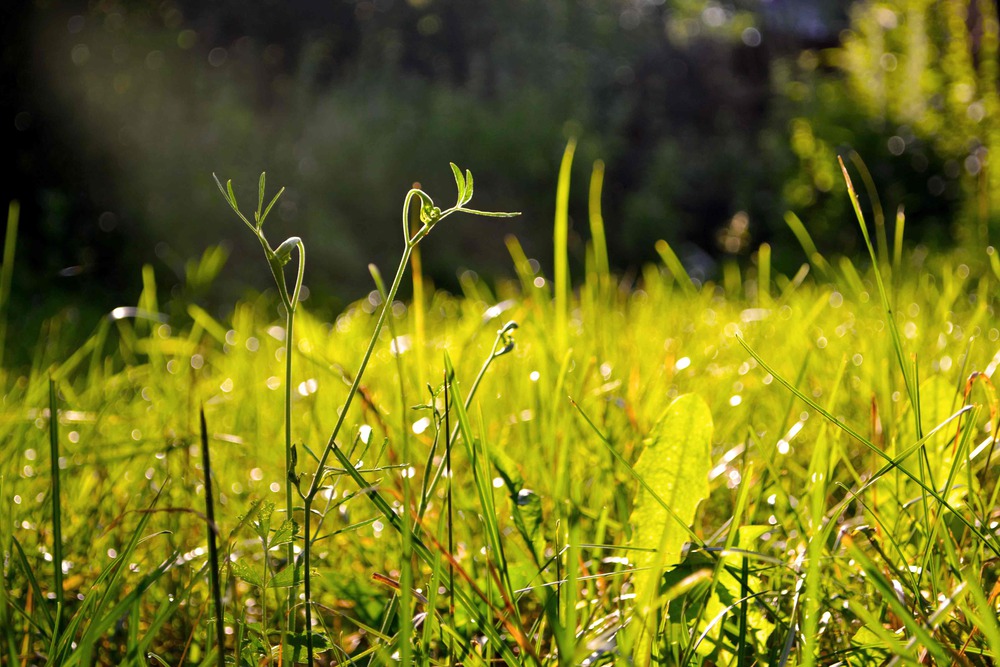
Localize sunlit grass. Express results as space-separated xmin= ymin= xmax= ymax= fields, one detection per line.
xmin=4 ymin=180 xmax=1000 ymax=663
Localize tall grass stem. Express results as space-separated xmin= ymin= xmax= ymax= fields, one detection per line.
xmin=199 ymin=408 xmax=226 ymax=667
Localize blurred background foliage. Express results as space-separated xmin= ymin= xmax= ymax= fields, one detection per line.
xmin=3 ymin=0 xmax=999 ymax=342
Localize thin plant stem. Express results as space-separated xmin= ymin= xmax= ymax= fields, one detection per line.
xmin=199 ymin=408 xmax=226 ymax=667
xmin=47 ymin=379 xmax=63 ymax=646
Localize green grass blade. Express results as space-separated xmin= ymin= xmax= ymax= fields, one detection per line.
xmin=200 ymin=408 xmax=227 ymax=667
xmin=0 ymin=201 xmax=19 ymax=368
xmin=588 ymin=159 xmax=609 ymax=290
xmin=47 ymin=379 xmax=64 ymax=645
xmin=554 ymin=137 xmax=577 ymax=349
xmin=838 ymin=157 xmax=918 ymax=435
xmin=783 ymin=210 xmax=832 ymax=277
xmin=654 ymin=239 xmax=696 ymax=295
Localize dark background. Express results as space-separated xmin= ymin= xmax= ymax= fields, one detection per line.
xmin=3 ymin=0 xmax=996 ymax=357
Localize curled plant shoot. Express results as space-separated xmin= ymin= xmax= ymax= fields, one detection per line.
xmin=213 ymin=171 xmax=303 ymax=651
xmin=218 ymin=165 xmax=516 ymax=664
xmin=299 ymin=165 xmax=517 ymax=663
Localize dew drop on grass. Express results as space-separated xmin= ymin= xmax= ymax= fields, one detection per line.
xmin=412 ymin=417 xmax=431 ymax=435
xmin=359 ymin=424 xmax=372 ymax=444
xmin=266 ymin=376 xmax=281 ymax=390
xmin=529 ymin=371 xmax=540 ymax=382
xmin=225 ymin=330 xmax=237 ymax=346
xmin=220 ymin=378 xmax=234 ymax=393
xmin=12 ymin=495 xmax=20 ymax=504
xmin=24 ymin=449 xmax=35 ymax=460
xmin=107 ymin=548 xmax=117 ymax=558
xmin=675 ymin=356 xmax=691 ymax=371
xmin=191 ymin=354 xmax=204 ymax=370
xmin=391 ymin=335 xmax=411 ymax=356
xmin=729 ymin=395 xmax=742 ymax=407
xmin=22 ymin=465 xmax=33 ymax=477
xmin=904 ymin=321 xmax=918 ymax=339
xmin=533 ymin=277 xmax=545 ymax=288
xmin=131 ymin=429 xmax=141 ymax=441
xmin=296 ymin=378 xmax=318 ymax=396
xmin=492 ymin=477 xmax=504 ymax=488
xmin=166 ymin=360 xmax=178 ymax=374
xmin=246 ymin=336 xmax=259 ymax=351
xmin=269 ymin=482 xmax=280 ymax=493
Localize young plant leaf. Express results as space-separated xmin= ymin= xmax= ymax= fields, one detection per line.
xmin=231 ymin=560 xmax=265 ymax=589
xmin=450 ymin=162 xmax=466 ymax=203
xmin=273 ymin=237 xmax=301 ymax=266
xmin=464 ymin=169 xmax=474 ymax=205
xmin=629 ymin=393 xmax=713 ymax=661
xmin=257 ymin=172 xmax=266 ymax=222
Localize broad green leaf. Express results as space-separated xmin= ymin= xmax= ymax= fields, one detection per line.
xmin=628 ymin=393 xmax=713 ymax=661
xmin=269 ymin=519 xmax=296 ymax=549
xmin=268 ymin=563 xmax=306 ymax=588
xmin=231 ymin=560 xmax=265 ymax=589
xmin=283 ymin=631 xmax=333 ymax=663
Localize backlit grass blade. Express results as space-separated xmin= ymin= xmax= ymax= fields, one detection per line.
xmin=783 ymin=211 xmax=832 ymax=277
xmin=847 ymin=150 xmax=889 ymax=270
xmin=588 ymin=159 xmax=610 ymax=291
xmin=554 ymin=137 xmax=576 ymax=349
xmin=654 ymin=239 xmax=696 ymax=295
xmin=838 ymin=157 xmax=919 ymax=435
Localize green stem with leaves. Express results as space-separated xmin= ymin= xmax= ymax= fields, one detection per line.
xmin=300 ymin=167 xmax=516 ymax=663
xmin=212 ymin=172 xmax=303 ymax=652
xmin=217 ymin=164 xmax=516 ymax=664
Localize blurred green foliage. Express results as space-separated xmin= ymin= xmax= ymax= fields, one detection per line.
xmin=785 ymin=0 xmax=1000 ymax=253
xmin=24 ymin=0 xmax=807 ymax=308
xmin=11 ymin=0 xmax=1000 ymax=317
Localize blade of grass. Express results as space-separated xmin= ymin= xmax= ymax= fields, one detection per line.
xmin=554 ymin=137 xmax=577 ymax=349
xmin=588 ymin=159 xmax=609 ymax=293
xmin=200 ymin=408 xmax=227 ymax=667
xmin=0 ymin=201 xmax=19 ymax=368
xmin=654 ymin=239 xmax=696 ymax=295
xmin=47 ymin=379 xmax=64 ymax=648
xmin=783 ymin=211 xmax=832 ymax=277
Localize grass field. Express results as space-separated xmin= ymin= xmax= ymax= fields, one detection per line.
xmin=4 ymin=161 xmax=1000 ymax=666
